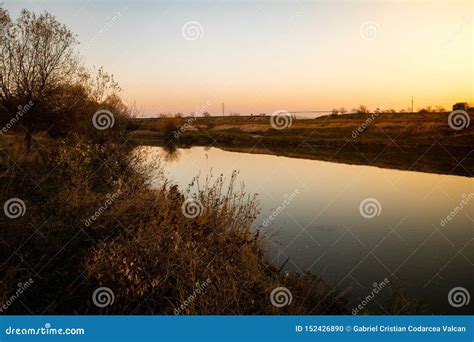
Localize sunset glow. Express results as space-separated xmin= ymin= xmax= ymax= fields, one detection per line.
xmin=4 ymin=0 xmax=473 ymax=116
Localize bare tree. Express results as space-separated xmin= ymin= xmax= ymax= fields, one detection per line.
xmin=0 ymin=8 xmax=79 ymax=147
xmin=356 ymin=105 xmax=369 ymax=114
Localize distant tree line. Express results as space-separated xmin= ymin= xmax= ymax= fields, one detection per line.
xmin=330 ymin=102 xmax=472 ymax=116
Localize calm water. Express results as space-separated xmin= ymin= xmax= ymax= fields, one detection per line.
xmin=140 ymin=146 xmax=473 ymax=314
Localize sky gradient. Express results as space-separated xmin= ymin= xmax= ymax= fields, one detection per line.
xmin=3 ymin=0 xmax=473 ymax=116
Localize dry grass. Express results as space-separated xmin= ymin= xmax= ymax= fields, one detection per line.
xmin=0 ymin=134 xmax=348 ymax=314
xmin=131 ymin=111 xmax=474 ymax=148
xmin=85 ymin=169 xmax=348 ymax=314
xmin=129 ymin=111 xmax=474 ymax=176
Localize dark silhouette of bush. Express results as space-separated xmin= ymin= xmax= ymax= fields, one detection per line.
xmin=453 ymin=102 xmax=469 ymax=111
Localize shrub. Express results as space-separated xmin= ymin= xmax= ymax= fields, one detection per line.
xmin=0 ymin=136 xmax=348 ymax=314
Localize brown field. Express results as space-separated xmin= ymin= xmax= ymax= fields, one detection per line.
xmin=128 ymin=111 xmax=474 ymax=177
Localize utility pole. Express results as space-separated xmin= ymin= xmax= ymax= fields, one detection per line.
xmin=222 ymin=103 xmax=225 ymax=116
xmin=411 ymin=96 xmax=414 ymax=113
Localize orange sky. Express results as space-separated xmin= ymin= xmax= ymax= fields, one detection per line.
xmin=6 ymin=0 xmax=473 ymax=116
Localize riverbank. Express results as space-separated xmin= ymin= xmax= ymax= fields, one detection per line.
xmin=0 ymin=134 xmax=351 ymax=314
xmin=127 ymin=112 xmax=474 ymax=177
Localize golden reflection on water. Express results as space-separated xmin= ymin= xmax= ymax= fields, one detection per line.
xmin=139 ymin=146 xmax=474 ymax=313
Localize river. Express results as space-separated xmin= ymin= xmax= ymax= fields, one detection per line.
xmin=140 ymin=146 xmax=473 ymax=314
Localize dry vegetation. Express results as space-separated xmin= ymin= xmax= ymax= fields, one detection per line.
xmin=0 ymin=6 xmax=351 ymax=315
xmin=131 ymin=112 xmax=474 ymax=148
xmin=0 ymin=5 xmax=454 ymax=315
xmin=130 ymin=111 xmax=474 ymax=176
xmin=0 ymin=134 xmax=351 ymax=314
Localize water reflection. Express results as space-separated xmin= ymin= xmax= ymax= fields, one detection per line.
xmin=160 ymin=141 xmax=180 ymax=162
xmin=139 ymin=146 xmax=474 ymax=314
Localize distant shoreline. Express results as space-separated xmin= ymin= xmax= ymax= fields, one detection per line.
xmin=127 ymin=111 xmax=474 ymax=177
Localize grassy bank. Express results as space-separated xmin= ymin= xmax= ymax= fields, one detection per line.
xmin=0 ymin=4 xmax=424 ymax=316
xmin=0 ymin=133 xmax=351 ymax=314
xmin=128 ymin=112 xmax=474 ymax=176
